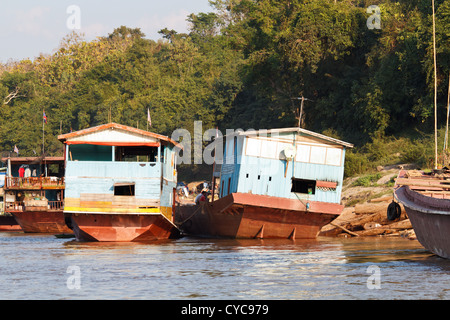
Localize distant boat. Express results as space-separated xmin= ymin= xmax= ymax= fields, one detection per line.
xmin=175 ymin=128 xmax=353 ymax=239
xmin=394 ymin=169 xmax=450 ymax=259
xmin=58 ymin=123 xmax=181 ymax=242
xmin=1 ymin=156 xmax=69 ymax=234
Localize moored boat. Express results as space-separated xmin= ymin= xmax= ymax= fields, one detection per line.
xmin=175 ymin=127 xmax=353 ymax=239
xmin=394 ymin=169 xmax=450 ymax=259
xmin=1 ymin=156 xmax=69 ymax=233
xmin=58 ymin=122 xmax=181 ymax=242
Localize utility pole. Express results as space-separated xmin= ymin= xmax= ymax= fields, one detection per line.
xmin=291 ymin=96 xmax=313 ymax=128
xmin=432 ymin=0 xmax=438 ymax=169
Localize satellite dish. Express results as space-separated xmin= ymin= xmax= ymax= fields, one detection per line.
xmin=283 ymin=145 xmax=296 ymax=161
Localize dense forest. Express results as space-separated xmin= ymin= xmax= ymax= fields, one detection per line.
xmin=0 ymin=0 xmax=449 ymax=179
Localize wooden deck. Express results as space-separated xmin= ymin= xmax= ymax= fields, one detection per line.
xmin=395 ymin=170 xmax=450 ymax=199
xmin=5 ymin=200 xmax=64 ymax=212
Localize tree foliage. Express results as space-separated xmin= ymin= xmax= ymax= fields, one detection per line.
xmin=0 ymin=1 xmax=449 ymax=176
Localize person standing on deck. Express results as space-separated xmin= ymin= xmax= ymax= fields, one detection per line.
xmin=18 ymin=165 xmax=25 ymax=178
xmin=195 ymin=189 xmax=209 ymax=205
xmin=24 ymin=166 xmax=31 ymax=178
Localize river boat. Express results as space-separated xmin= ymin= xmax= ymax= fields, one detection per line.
xmin=394 ymin=169 xmax=450 ymax=259
xmin=58 ymin=122 xmax=181 ymax=242
xmin=1 ymin=156 xmax=69 ymax=233
xmin=175 ymin=128 xmax=353 ymax=239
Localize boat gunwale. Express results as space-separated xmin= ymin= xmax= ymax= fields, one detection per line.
xmin=64 ymin=210 xmax=179 ymax=228
xmin=395 ymin=185 xmax=450 ymax=216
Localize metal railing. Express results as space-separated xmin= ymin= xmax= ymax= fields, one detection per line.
xmin=5 ymin=177 xmax=65 ymax=189
xmin=4 ymin=200 xmax=64 ymax=212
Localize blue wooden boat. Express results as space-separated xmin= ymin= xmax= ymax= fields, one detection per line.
xmin=58 ymin=123 xmax=181 ymax=241
xmin=175 ymin=128 xmax=353 ymax=239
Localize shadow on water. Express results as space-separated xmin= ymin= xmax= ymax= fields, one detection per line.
xmin=60 ymin=234 xmax=435 ymax=260
xmin=5 ymin=231 xmax=442 ymax=266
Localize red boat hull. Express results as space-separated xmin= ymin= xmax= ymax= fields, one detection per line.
xmin=66 ymin=213 xmax=180 ymax=242
xmin=175 ymin=193 xmax=342 ymax=239
xmin=11 ymin=210 xmax=72 ymax=233
xmin=0 ymin=215 xmax=22 ymax=231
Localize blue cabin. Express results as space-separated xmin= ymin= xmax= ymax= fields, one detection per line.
xmin=58 ymin=123 xmax=180 ymax=221
xmin=217 ymin=128 xmax=353 ymax=204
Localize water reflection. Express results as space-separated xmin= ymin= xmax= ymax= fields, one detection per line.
xmin=0 ymin=232 xmax=448 ymax=300
xmin=338 ymin=237 xmax=434 ymax=263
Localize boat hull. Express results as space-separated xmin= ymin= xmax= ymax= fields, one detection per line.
xmin=11 ymin=210 xmax=72 ymax=233
xmin=66 ymin=213 xmax=180 ymax=242
xmin=395 ymin=185 xmax=450 ymax=259
xmin=175 ymin=193 xmax=342 ymax=239
xmin=0 ymin=215 xmax=22 ymax=231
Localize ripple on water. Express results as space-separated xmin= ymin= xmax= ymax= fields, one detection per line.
xmin=0 ymin=233 xmax=447 ymax=300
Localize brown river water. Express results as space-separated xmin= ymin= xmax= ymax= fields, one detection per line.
xmin=0 ymin=232 xmax=448 ymax=300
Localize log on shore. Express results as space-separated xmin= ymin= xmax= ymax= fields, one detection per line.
xmin=354 ymin=202 xmax=389 ymax=215
xmin=320 ymin=197 xmax=412 ymax=237
xmin=353 ymin=220 xmax=412 ymax=236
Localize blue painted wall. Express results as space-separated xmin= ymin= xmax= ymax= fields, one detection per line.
xmin=65 ymin=144 xmax=177 ymax=207
xmin=161 ymin=146 xmax=176 ymax=208
xmin=219 ymin=132 xmax=348 ymax=204
xmin=65 ymin=161 xmax=162 ymax=200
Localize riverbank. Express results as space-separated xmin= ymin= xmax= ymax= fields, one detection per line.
xmin=178 ymin=164 xmax=417 ymax=239
xmin=320 ymin=164 xmax=416 ymax=239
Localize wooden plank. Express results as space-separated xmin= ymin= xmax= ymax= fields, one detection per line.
xmin=417 ymin=190 xmax=450 ymax=195
xmin=330 ymin=222 xmax=359 ymax=237
xmin=80 ymin=193 xmax=114 ymax=202
xmin=79 ymin=199 xmax=160 ymax=207
xmin=396 ymin=178 xmax=450 ymax=189
xmin=64 ymin=198 xmax=81 ymax=206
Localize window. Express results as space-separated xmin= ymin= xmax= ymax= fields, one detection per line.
xmin=260 ymin=140 xmax=278 ymax=158
xmin=69 ymin=145 xmax=112 ymax=161
xmin=244 ymin=136 xmax=344 ymax=167
xmin=310 ymin=146 xmax=327 ymax=164
xmin=295 ymin=145 xmax=310 ymax=163
xmin=325 ymin=148 xmax=342 ymax=166
xmin=246 ymin=138 xmax=261 ymax=157
xmin=115 ymin=146 xmax=158 ymax=162
xmin=114 ymin=183 xmax=135 ymax=196
xmin=291 ymin=178 xmax=316 ymax=194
